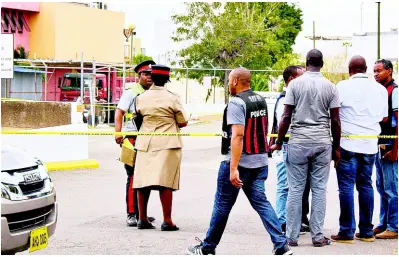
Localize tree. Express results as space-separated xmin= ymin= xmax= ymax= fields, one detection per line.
xmin=322 ymin=53 xmax=349 ymax=84
xmin=171 ymin=2 xmax=303 ymax=103
xmin=14 ymin=45 xmax=29 ymax=59
xmin=342 ymin=41 xmax=352 ymax=59
xmin=133 ymin=54 xmax=154 ymax=65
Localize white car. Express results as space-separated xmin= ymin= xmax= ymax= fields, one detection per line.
xmin=1 ymin=146 xmax=58 ymax=255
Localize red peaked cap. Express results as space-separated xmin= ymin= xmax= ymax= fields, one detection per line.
xmin=134 ymin=60 xmax=156 ymax=74
xmin=151 ymin=64 xmax=170 ymax=76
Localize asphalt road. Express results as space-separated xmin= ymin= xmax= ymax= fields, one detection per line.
xmin=21 ymin=121 xmax=398 ymax=255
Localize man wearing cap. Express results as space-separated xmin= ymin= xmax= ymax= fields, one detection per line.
xmin=115 ymin=60 xmax=156 ymax=227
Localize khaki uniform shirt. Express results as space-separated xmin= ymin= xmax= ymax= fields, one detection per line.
xmin=134 ymin=86 xmax=188 ymax=152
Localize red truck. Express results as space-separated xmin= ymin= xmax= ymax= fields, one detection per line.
xmin=59 ymin=71 xmax=137 ymax=123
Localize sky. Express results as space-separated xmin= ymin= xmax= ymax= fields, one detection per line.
xmin=107 ymin=0 xmax=399 ymax=64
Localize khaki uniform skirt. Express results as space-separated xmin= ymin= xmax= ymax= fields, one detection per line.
xmin=133 ymin=148 xmax=182 ymax=190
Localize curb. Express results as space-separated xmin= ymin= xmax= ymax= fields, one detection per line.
xmin=44 ymin=159 xmax=99 ymax=171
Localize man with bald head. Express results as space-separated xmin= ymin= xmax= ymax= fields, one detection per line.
xmin=187 ymin=67 xmax=292 ymax=255
xmin=331 ymin=56 xmax=387 ymax=243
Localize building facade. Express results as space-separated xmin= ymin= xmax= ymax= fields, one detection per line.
xmin=1 ymin=2 xmax=40 ymax=53
xmin=1 ymin=2 xmax=126 ymax=63
xmin=1 ymin=2 xmax=130 ymax=101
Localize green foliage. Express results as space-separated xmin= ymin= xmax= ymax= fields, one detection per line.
xmin=322 ymin=53 xmax=350 ymax=84
xmin=251 ymin=73 xmax=270 ymax=92
xmin=323 ymin=72 xmax=350 ymax=84
xmin=171 ymin=2 xmax=303 ymax=102
xmin=133 ymin=54 xmax=153 ymax=65
xmin=14 ymin=45 xmax=29 ymax=59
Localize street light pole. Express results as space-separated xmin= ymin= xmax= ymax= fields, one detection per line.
xmin=130 ymin=33 xmax=134 ymax=64
xmin=313 ymin=21 xmax=316 ymax=49
xmin=127 ymin=24 xmax=136 ymax=65
xmin=377 ymin=2 xmax=381 ymax=59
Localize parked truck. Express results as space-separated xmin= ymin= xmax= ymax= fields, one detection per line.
xmin=58 ymin=71 xmax=137 ymax=123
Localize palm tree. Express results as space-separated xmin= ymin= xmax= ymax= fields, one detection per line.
xmin=342 ymin=42 xmax=352 ymax=59
xmin=14 ymin=45 xmax=29 ymax=59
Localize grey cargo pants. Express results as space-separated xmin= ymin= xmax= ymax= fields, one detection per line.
xmin=285 ymin=143 xmax=332 ymax=241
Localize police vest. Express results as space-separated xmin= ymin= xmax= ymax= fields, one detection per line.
xmin=124 ymin=83 xmax=145 ymax=122
xmin=221 ymin=89 xmax=269 ymax=155
xmin=379 ymin=80 xmax=398 ymax=144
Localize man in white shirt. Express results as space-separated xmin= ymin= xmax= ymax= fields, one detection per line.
xmin=331 ymin=56 xmax=388 ymax=243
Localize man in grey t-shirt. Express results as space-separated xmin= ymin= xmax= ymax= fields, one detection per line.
xmin=271 ymin=49 xmax=341 ymax=247
xmin=187 ymin=68 xmax=292 ymax=255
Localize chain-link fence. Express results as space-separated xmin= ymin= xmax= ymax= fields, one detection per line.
xmin=1 ymin=58 xmax=397 ymax=128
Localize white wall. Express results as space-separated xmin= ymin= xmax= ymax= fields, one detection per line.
xmin=2 ymin=124 xmax=89 ymax=163
xmin=351 ymin=32 xmax=398 ymax=73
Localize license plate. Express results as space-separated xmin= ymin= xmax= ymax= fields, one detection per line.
xmin=23 ymin=172 xmax=41 ymax=183
xmin=29 ymin=226 xmax=48 ymax=253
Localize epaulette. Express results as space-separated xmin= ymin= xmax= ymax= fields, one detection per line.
xmin=167 ymin=90 xmax=178 ymax=96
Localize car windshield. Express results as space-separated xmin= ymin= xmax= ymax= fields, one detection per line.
xmin=61 ymin=77 xmax=92 ymax=91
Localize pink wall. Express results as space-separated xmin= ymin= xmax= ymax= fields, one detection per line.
xmin=1 ymin=2 xmax=40 ymax=12
xmin=14 ymin=12 xmax=30 ymax=51
xmin=43 ymin=69 xmax=73 ymax=101
xmin=1 ymin=10 xmax=32 ymax=54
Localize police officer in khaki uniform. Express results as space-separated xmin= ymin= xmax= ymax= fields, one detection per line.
xmin=133 ymin=65 xmax=188 ymax=230
xmin=115 ymin=60 xmax=156 ymax=227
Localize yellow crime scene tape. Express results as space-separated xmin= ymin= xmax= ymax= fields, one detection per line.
xmin=2 ymin=98 xmax=117 ymax=109
xmin=0 ymin=131 xmax=397 ymax=138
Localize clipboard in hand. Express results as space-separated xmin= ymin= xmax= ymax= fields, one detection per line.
xmin=120 ymin=138 xmax=137 ymax=167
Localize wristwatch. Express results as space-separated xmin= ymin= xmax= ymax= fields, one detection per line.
xmin=276 ymin=139 xmax=283 ymax=146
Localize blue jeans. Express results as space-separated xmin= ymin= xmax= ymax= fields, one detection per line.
xmin=336 ymin=148 xmax=376 ymax=237
xmin=276 ymin=144 xmax=288 ymax=225
xmin=203 ymin=161 xmax=287 ymax=251
xmin=375 ymin=150 xmax=398 ymax=232
xmin=276 ymin=143 xmax=311 ymax=226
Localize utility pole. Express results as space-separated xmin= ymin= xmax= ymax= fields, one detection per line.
xmin=80 ymin=52 xmax=84 ymax=98
xmin=313 ymin=21 xmax=316 ymax=49
xmin=131 ymin=33 xmax=134 ymax=64
xmin=377 ymin=2 xmax=381 ymax=59
xmin=360 ymin=2 xmax=363 ymax=33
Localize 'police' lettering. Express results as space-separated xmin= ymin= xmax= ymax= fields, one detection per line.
xmin=250 ymin=110 xmax=266 ymax=118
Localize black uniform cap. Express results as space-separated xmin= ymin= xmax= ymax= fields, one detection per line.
xmin=134 ymin=60 xmax=156 ymax=74
xmin=151 ymin=64 xmax=170 ymax=76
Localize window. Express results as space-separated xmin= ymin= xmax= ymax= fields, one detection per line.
xmin=12 ymin=11 xmax=22 ymax=33
xmin=4 ymin=12 xmax=15 ymax=32
xmin=96 ymin=79 xmax=103 ymax=90
xmin=18 ymin=12 xmax=30 ymax=32
xmin=1 ymin=10 xmax=30 ymax=33
xmin=2 ymin=11 xmax=10 ymax=32
xmin=1 ymin=15 xmax=7 ymax=32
